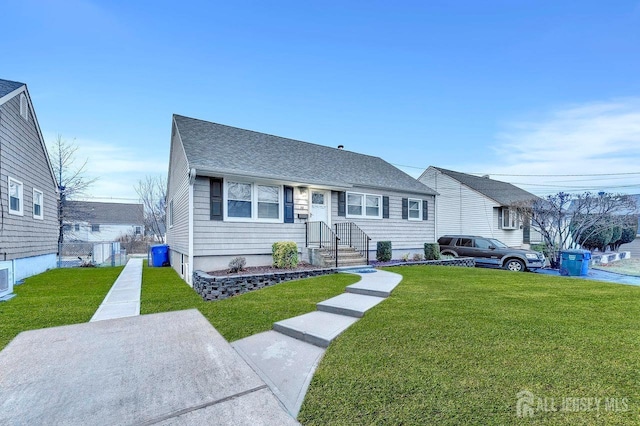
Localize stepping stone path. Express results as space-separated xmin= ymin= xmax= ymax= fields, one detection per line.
xmin=233 ymin=267 xmax=402 ymax=417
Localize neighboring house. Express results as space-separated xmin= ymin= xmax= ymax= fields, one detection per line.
xmin=0 ymin=78 xmax=59 ymax=297
xmin=419 ymin=166 xmax=540 ymax=247
xmin=166 ymin=114 xmax=438 ymax=283
xmin=63 ymin=201 xmax=144 ymax=242
xmin=619 ymin=194 xmax=640 ymax=257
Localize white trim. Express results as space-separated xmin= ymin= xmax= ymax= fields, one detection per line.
xmin=8 ymin=177 xmax=24 ymax=216
xmin=168 ymin=199 xmax=174 ymax=228
xmin=32 ymin=188 xmax=44 ymax=220
xmin=408 ymin=197 xmax=422 ymax=221
xmin=188 ymin=179 xmax=194 ymax=286
xmin=0 ymin=85 xmax=25 ymax=106
xmin=19 ymin=93 xmax=28 ymax=121
xmin=345 ymin=191 xmax=383 ymax=219
xmin=223 ymin=179 xmax=284 ymax=223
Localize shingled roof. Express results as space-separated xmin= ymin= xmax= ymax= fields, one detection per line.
xmin=0 ymin=79 xmax=24 ymax=99
xmin=432 ymin=167 xmax=537 ymax=205
xmin=67 ymin=201 xmax=144 ymax=225
xmin=174 ymin=115 xmax=437 ymax=196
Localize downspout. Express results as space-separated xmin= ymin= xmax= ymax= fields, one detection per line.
xmin=188 ymin=168 xmax=196 ymax=286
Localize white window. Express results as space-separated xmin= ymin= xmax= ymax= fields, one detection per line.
xmin=225 ymin=181 xmax=282 ymax=221
xmin=346 ymin=192 xmax=382 ymax=219
xmin=8 ymin=177 xmax=23 ymax=216
xmin=20 ymin=94 xmax=28 ymax=121
xmin=169 ymin=200 xmax=174 ymax=227
xmin=91 ymin=224 xmax=100 ymax=232
xmin=74 ymin=224 xmax=80 ymax=231
xmin=33 ymin=189 xmax=44 ymax=219
xmin=135 ymin=226 xmax=142 ymax=235
xmin=501 ymin=207 xmax=518 ymax=229
xmin=408 ymin=198 xmax=422 ymax=220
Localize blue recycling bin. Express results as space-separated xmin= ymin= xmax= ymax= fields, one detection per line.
xmin=559 ymin=249 xmax=591 ymax=276
xmin=150 ymin=244 xmax=170 ymax=267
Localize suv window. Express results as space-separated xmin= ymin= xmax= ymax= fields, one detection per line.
xmin=456 ymin=238 xmax=473 ymax=247
xmin=438 ymin=237 xmax=454 ymax=245
xmin=475 ymin=238 xmax=492 ymax=249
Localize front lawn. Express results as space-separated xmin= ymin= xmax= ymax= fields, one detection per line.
xmin=141 ymin=265 xmax=360 ymax=342
xmin=592 ymin=258 xmax=640 ymax=277
xmin=299 ymin=266 xmax=640 ymax=425
xmin=0 ymin=267 xmax=123 ymax=350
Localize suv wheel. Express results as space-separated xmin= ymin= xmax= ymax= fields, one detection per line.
xmin=504 ymin=258 xmax=525 ymax=272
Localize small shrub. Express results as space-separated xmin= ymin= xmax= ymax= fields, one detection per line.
xmin=272 ymin=241 xmax=298 ymax=269
xmin=376 ymin=241 xmax=392 ymax=262
xmin=424 ymin=243 xmax=441 ymax=260
xmin=228 ymin=256 xmax=246 ymax=273
xmin=412 ymin=253 xmax=424 ymax=261
xmin=401 ymin=253 xmax=410 ymax=262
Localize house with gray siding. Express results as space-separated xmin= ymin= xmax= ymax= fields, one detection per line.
xmin=0 ymin=79 xmax=59 ymax=297
xmin=419 ymin=166 xmax=540 ymax=247
xmin=166 ymin=115 xmax=437 ymax=283
xmin=63 ymin=201 xmax=144 ymax=242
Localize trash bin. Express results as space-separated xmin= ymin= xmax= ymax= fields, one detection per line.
xmin=559 ymin=249 xmax=591 ymax=276
xmin=150 ymin=244 xmax=170 ymax=267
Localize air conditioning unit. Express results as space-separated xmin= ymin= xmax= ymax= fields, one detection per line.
xmin=0 ymin=261 xmax=14 ymax=300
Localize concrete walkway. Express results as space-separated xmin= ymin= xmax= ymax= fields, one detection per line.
xmin=91 ymin=258 xmax=143 ymax=322
xmin=233 ymin=268 xmax=402 ymax=417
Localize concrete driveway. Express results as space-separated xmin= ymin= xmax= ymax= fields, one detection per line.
xmin=0 ymin=310 xmax=297 ymax=425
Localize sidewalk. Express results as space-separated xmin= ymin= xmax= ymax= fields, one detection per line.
xmin=233 ymin=268 xmax=402 ymax=417
xmin=91 ymin=258 xmax=143 ymax=322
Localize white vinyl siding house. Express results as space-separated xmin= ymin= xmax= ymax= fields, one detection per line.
xmin=0 ymin=79 xmax=59 ymax=292
xmin=166 ymin=115 xmax=438 ymax=283
xmin=419 ymin=166 xmax=538 ymax=247
xmin=63 ymin=201 xmax=144 ymax=242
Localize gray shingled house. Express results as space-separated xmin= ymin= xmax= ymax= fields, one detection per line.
xmin=419 ymin=166 xmax=540 ymax=247
xmin=63 ymin=201 xmax=144 ymax=242
xmin=0 ymin=79 xmax=59 ymax=298
xmin=166 ymin=114 xmax=438 ymax=283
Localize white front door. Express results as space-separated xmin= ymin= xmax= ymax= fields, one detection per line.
xmin=310 ymin=190 xmax=330 ymax=225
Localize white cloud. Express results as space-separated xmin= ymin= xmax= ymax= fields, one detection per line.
xmin=44 ymin=133 xmax=167 ymax=201
xmin=478 ymin=98 xmax=640 ymax=195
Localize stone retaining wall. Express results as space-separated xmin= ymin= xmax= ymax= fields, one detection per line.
xmin=193 ymin=268 xmax=337 ymax=301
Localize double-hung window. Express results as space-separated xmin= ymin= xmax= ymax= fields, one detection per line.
xmin=408 ymin=198 xmax=422 ymax=220
xmin=8 ymin=177 xmax=23 ymax=216
xmin=346 ymin=192 xmax=382 ymax=219
xmin=226 ymin=181 xmax=281 ymax=221
xmin=33 ymin=189 xmax=44 ymax=219
xmin=501 ymin=207 xmax=518 ymax=229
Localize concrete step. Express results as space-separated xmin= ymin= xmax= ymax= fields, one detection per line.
xmin=345 ymin=269 xmax=403 ymax=298
xmin=273 ymin=311 xmax=359 ymax=348
xmin=317 ymin=293 xmax=386 ymax=318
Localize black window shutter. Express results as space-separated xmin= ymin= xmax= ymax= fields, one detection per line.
xmin=382 ymin=196 xmax=389 ymax=219
xmin=337 ymin=191 xmax=346 ymax=217
xmin=498 ymin=207 xmax=503 ymax=229
xmin=284 ymin=186 xmax=294 ymax=223
xmin=422 ymin=200 xmax=428 ymax=220
xmin=523 ymin=221 xmax=531 ymax=244
xmin=210 ymin=178 xmax=223 ymax=221
xmin=402 ymin=198 xmax=408 ymax=220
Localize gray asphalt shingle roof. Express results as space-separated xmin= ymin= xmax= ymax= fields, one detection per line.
xmin=0 ymin=79 xmax=24 ymax=99
xmin=174 ymin=115 xmax=436 ymax=195
xmin=433 ymin=167 xmax=536 ymax=205
xmin=67 ymin=201 xmax=144 ymax=225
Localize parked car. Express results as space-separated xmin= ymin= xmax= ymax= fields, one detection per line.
xmin=437 ymin=235 xmax=545 ymax=272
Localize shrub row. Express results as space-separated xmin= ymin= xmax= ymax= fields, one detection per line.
xmin=376 ymin=241 xmax=441 ymax=262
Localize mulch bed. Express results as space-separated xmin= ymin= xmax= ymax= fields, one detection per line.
xmin=206 ymin=262 xmax=330 ymax=277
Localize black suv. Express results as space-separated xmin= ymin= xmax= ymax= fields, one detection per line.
xmin=437 ymin=235 xmax=545 ymax=272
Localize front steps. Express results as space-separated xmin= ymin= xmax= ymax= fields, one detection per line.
xmin=315 ymin=246 xmax=368 ymax=267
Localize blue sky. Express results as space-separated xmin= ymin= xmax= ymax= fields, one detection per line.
xmin=4 ymin=0 xmax=640 ymax=201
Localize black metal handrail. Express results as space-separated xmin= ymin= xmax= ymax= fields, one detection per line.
xmin=334 ymin=222 xmax=371 ymax=264
xmin=306 ymin=221 xmax=340 ymax=267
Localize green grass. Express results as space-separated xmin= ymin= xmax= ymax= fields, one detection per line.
xmin=141 ymin=265 xmax=360 ymax=342
xmin=592 ymin=258 xmax=640 ymax=277
xmin=0 ymin=267 xmax=123 ymax=350
xmin=299 ymin=266 xmax=640 ymax=425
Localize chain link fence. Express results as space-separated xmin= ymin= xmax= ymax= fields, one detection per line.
xmin=58 ymin=242 xmax=128 ymax=268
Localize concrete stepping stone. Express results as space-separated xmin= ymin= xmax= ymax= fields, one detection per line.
xmin=345 ymin=269 xmax=402 ymax=298
xmin=273 ymin=311 xmax=358 ymax=348
xmin=317 ymin=293 xmax=386 ymax=318
xmin=91 ymin=258 xmax=143 ymax=322
xmin=233 ymin=331 xmax=325 ymax=417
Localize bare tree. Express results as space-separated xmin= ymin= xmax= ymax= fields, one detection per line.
xmin=511 ymin=192 xmax=636 ymax=268
xmin=48 ymin=135 xmax=98 ymax=243
xmin=135 ymin=175 xmax=166 ymax=243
